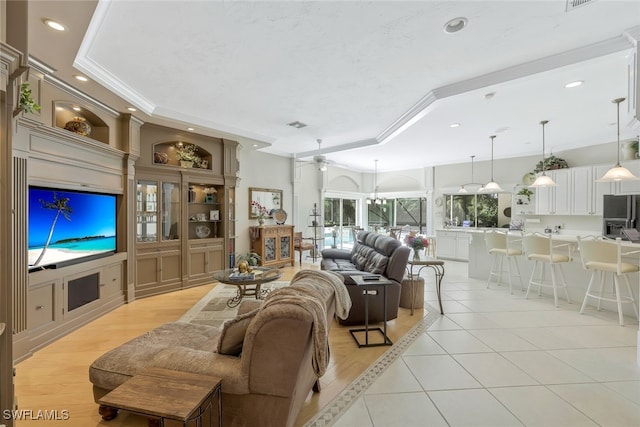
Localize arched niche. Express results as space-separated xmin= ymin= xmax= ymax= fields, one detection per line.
xmin=152 ymin=141 xmax=213 ymax=170
xmin=53 ymin=101 xmax=109 ymax=144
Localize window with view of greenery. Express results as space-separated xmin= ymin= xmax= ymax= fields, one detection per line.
xmin=444 ymin=193 xmax=500 ymax=227
xmin=367 ymin=199 xmax=395 ymax=229
xmin=396 ymin=197 xmax=427 ymax=231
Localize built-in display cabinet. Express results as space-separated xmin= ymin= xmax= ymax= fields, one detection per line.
xmin=135 ymin=123 xmax=239 ymax=298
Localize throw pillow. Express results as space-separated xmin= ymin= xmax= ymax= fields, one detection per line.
xmin=216 ymin=308 xmax=260 ymax=355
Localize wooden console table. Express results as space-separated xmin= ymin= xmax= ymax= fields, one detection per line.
xmin=98 ymin=367 xmax=221 ymax=426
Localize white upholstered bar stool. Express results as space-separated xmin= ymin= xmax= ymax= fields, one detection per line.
xmin=523 ymin=233 xmax=571 ymax=308
xmin=577 ymin=236 xmax=639 ymax=326
xmin=485 ymin=230 xmax=523 ymax=294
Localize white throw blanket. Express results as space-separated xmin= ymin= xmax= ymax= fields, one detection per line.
xmin=290 ymin=269 xmax=352 ymax=320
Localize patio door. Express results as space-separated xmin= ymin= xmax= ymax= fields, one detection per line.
xmin=324 ymin=197 xmax=358 ymax=249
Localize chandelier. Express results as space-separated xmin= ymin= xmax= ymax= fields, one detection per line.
xmin=366 ymin=160 xmax=386 ymax=205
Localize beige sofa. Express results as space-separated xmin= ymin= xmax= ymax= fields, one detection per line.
xmin=89 ymin=270 xmax=350 ymax=427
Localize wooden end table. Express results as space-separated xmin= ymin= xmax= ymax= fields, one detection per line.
xmin=98 ymin=367 xmax=221 ymax=426
xmin=348 ymin=275 xmax=394 ymax=347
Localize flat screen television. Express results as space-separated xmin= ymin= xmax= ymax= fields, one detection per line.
xmin=28 ymin=187 xmax=116 ymax=271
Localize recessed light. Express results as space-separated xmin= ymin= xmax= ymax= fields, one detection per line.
xmin=450 ymin=123 xmax=461 ymax=128
xmin=74 ymin=75 xmax=89 ymax=82
xmin=443 ymin=17 xmax=468 ymax=34
xmin=43 ymin=19 xmax=66 ymax=31
xmin=252 ymin=144 xmax=259 ymax=147
xmin=565 ymin=80 xmax=583 ymax=88
xmin=186 ymin=127 xmax=195 ymax=131
xmin=127 ymin=107 xmax=137 ymax=112
xmin=72 ymin=107 xmax=81 ymax=112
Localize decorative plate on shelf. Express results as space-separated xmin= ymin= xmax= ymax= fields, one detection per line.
xmin=522 ymin=172 xmax=537 ymax=185
xmin=273 ymin=209 xmax=287 ymax=225
xmin=195 ymin=225 xmax=211 ymax=239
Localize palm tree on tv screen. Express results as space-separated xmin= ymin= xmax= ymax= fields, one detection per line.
xmin=32 ymin=192 xmax=72 ymax=266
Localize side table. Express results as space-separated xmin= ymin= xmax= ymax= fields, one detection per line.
xmin=349 ymin=275 xmax=393 ymax=347
xmin=407 ymin=258 xmax=445 ymax=315
xmin=98 ymin=367 xmax=221 ymax=426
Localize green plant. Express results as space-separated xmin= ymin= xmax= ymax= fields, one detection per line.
xmin=517 ymin=187 xmax=533 ymax=201
xmin=533 ymin=155 xmax=568 ymax=173
xmin=19 ymin=83 xmax=41 ymax=114
xmin=175 ymin=143 xmax=201 ymax=166
xmin=235 ymin=251 xmax=261 ymax=267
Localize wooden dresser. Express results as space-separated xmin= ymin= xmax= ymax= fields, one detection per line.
xmin=250 ymin=225 xmax=294 ymax=267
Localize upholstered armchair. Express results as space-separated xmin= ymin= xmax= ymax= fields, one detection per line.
xmin=293 ymin=231 xmax=315 ymax=264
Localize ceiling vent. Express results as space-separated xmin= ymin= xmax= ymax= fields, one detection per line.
xmin=566 ymin=0 xmax=597 ymax=12
xmin=287 ymin=121 xmax=307 ymax=129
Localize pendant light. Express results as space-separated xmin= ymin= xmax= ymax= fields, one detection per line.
xmin=597 ymin=97 xmax=638 ymax=182
xmin=458 ymin=155 xmax=482 ymax=193
xmin=530 ymin=120 xmax=557 ymax=187
xmin=480 ymin=135 xmax=503 ymax=192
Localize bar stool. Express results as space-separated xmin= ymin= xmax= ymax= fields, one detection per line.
xmin=523 ymin=233 xmax=572 ymax=307
xmin=577 ymin=236 xmax=639 ymax=326
xmin=485 ymin=230 xmax=523 ymax=294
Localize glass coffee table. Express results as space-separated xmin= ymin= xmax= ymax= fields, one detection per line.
xmin=212 ymin=267 xmax=282 ymax=308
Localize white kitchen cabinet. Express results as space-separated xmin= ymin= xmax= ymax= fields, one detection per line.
xmin=436 ymin=230 xmax=469 ymax=261
xmin=535 ymin=169 xmax=570 ymax=215
xmin=617 ymin=160 xmax=640 ymax=194
xmin=572 ymin=165 xmax=617 ymax=215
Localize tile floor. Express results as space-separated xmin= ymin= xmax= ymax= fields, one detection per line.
xmin=332 ymin=261 xmax=640 ymax=427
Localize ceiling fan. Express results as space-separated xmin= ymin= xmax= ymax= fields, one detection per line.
xmin=297 ymin=139 xmax=337 ymax=172
xmin=312 ymin=139 xmax=330 ymax=172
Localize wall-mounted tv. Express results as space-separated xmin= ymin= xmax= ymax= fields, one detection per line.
xmin=28 ymin=187 xmax=116 ymax=271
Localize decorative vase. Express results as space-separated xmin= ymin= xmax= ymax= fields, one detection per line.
xmin=180 ymin=160 xmax=193 ymax=168
xmin=63 ymin=116 xmax=92 ymax=136
xmin=258 ymin=218 xmax=265 ymax=226
xmin=413 ymin=248 xmax=422 ymax=261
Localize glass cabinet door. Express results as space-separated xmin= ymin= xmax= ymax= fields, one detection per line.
xmin=264 ymin=237 xmax=276 ymax=262
xmin=137 ymin=180 xmax=180 ymax=242
xmin=280 ymin=235 xmax=291 ymax=259
xmin=161 ymin=182 xmax=180 ymax=241
xmin=137 ymin=181 xmax=158 ymax=242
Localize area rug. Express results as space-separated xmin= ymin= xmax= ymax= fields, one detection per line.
xmin=179 ymin=281 xmax=289 ymax=327
xmin=303 ymin=302 xmax=442 ymax=427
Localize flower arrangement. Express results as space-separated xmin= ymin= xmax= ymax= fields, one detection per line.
xmin=175 ymin=143 xmax=201 ymax=166
xmin=404 ymin=233 xmax=429 ymax=250
xmin=533 ymin=155 xmax=568 ymax=173
xmin=251 ymin=201 xmax=270 ymax=219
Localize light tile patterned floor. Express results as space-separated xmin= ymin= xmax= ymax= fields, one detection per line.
xmin=330 ymin=261 xmax=640 ymax=427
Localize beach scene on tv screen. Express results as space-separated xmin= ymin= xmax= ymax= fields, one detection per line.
xmin=28 ymin=188 xmax=116 ymax=269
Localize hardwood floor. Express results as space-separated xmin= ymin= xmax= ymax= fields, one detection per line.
xmin=14 ymin=262 xmax=424 ymax=426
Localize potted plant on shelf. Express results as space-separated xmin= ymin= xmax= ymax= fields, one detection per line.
xmin=16 ymin=82 xmax=41 ymax=116
xmin=516 ymin=187 xmax=533 ymax=204
xmin=175 ymin=144 xmax=201 ymax=168
xmin=533 ymin=155 xmax=568 ymax=173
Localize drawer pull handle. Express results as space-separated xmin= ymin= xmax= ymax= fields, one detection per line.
xmin=35 ymin=305 xmax=45 ymax=310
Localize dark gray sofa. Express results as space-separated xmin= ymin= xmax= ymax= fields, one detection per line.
xmin=321 ymin=231 xmax=410 ymax=325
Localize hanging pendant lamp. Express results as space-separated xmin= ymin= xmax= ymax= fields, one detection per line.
xmin=458 ymin=155 xmax=482 ymax=193
xmin=597 ymin=97 xmax=638 ymax=182
xmin=480 ymin=135 xmax=503 ymax=192
xmin=530 ymin=120 xmax=557 ymax=187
